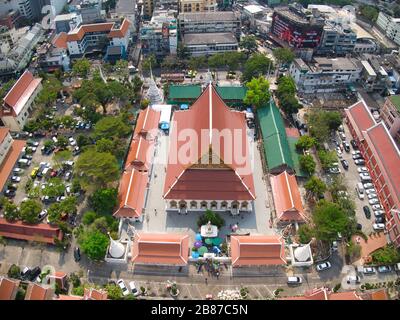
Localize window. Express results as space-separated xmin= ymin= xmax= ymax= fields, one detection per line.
xmin=190 ymin=201 xmax=197 ymax=209
xmin=200 ymin=201 xmax=207 ymax=209
xmin=170 ymin=201 xmax=177 ymax=209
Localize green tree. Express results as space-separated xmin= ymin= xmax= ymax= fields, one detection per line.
xmin=89 ymin=188 xmax=118 ymax=215
xmin=105 ymin=284 xmax=124 ymax=300
xmin=188 ymin=56 xmax=207 ymax=70
xmin=208 ymin=54 xmax=226 ymax=69
xmin=298 ymin=224 xmax=314 ymax=243
xmin=299 ymin=155 xmax=316 ymax=175
xmin=279 ymin=93 xmax=302 ymax=115
xmin=75 ymin=149 xmax=120 ymax=188
xmin=55 ymin=135 xmax=68 ymax=149
xmin=277 ymin=76 xmax=296 ymax=98
xmin=242 ymin=53 xmax=274 ymax=82
xmin=35 ymin=76 xmax=63 ymax=107
xmin=318 ymin=150 xmax=338 ymax=170
xmin=78 ymin=229 xmax=110 ymax=261
xmin=72 ymin=58 xmax=91 ymax=77
xmin=313 ymin=200 xmax=350 ymax=242
xmin=295 ymin=135 xmax=316 ymax=150
xmin=7 ymin=264 xmax=21 ymax=279
xmin=142 ymin=54 xmax=157 ymax=72
xmin=243 ymin=76 xmax=271 ymax=109
xmin=140 ymin=98 xmax=150 ymax=109
xmin=82 ymin=211 xmax=98 ymax=225
xmin=346 ymin=240 xmax=362 ymax=260
xmin=0 ymin=79 xmax=16 ymax=104
xmin=60 ymin=196 xmax=77 ymax=215
xmin=273 ymin=47 xmax=295 ymax=65
xmin=114 ymin=59 xmax=129 ymax=78
xmin=177 ymin=43 xmax=190 ymax=60
xmin=197 ymin=209 xmax=225 ymax=228
xmin=76 ymin=134 xmax=91 ymax=148
xmin=95 ymin=138 xmax=115 ymax=154
xmin=42 ymin=178 xmax=65 ymax=198
xmin=371 ymin=245 xmax=400 ymax=264
xmin=359 ymin=4 xmax=379 ymax=22
xmin=53 ymin=150 xmax=72 ymax=169
xmin=47 ymin=202 xmax=63 ymax=224
xmin=4 ymin=200 xmax=19 ymax=221
xmin=304 ymin=176 xmax=327 ymax=199
xmin=239 ymin=35 xmax=258 ymax=56
xmin=93 ymin=116 xmax=130 ymax=140
xmin=19 ymin=199 xmax=42 ymax=224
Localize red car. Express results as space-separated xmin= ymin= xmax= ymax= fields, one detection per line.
xmin=50 ymin=170 xmax=57 ymax=177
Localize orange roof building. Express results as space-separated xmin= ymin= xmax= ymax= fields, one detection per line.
xmin=280 ymin=287 xmax=363 ymax=300
xmin=83 ymin=288 xmax=108 ymax=300
xmin=0 ymin=218 xmax=63 ymax=244
xmin=0 ymin=277 xmax=20 ymax=300
xmin=66 ymin=19 xmax=131 ymax=56
xmin=131 ymin=233 xmax=190 ymax=266
xmin=230 ymin=235 xmax=286 ymax=267
xmin=0 ymin=128 xmax=26 ymax=191
xmin=270 ymin=171 xmax=306 ymax=223
xmin=114 ymin=107 xmax=160 ymax=220
xmin=25 ymin=283 xmax=54 ymax=300
xmin=0 ymin=70 xmax=42 ymax=131
xmin=163 ymin=84 xmax=255 ymax=214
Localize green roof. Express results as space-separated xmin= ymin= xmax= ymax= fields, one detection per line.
xmin=216 ymin=86 xmax=247 ymax=101
xmin=389 ymin=95 xmax=400 ymax=112
xmin=258 ymin=100 xmax=294 ymax=171
xmin=287 ymin=137 xmax=308 ymax=178
xmin=168 ymin=84 xmax=201 ymax=100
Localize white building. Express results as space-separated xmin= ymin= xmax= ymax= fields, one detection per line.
xmin=0 ymin=70 xmax=42 ymax=131
xmin=377 ymin=11 xmax=400 ymax=46
xmin=289 ymin=57 xmax=362 ymax=93
xmin=54 ymin=13 xmax=83 ymax=34
xmin=183 ymin=32 xmax=239 ymax=57
xmin=66 ymin=18 xmax=130 ymax=56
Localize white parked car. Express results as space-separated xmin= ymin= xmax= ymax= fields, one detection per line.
xmin=373 ymin=223 xmax=385 ymax=231
xmin=363 ymin=266 xmax=375 ymax=274
xmin=372 ymin=204 xmax=382 ymax=210
xmin=374 ymin=210 xmax=385 ymax=217
xmin=369 ymin=198 xmax=380 ymax=205
xmin=352 ymin=150 xmax=361 ymax=156
xmin=117 ymin=279 xmax=130 ymax=296
xmin=129 ymin=281 xmax=140 ymax=297
xmin=365 ymin=189 xmax=376 ymax=195
xmin=357 ymin=167 xmax=368 ymax=173
xmin=367 ymin=194 xmax=378 ymax=200
xmin=316 ymin=261 xmax=332 ymax=272
xmin=359 ymin=172 xmax=371 ymax=179
xmin=363 ymin=183 xmax=374 ymax=189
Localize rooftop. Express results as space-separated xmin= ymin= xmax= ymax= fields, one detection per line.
xmin=230 ymin=235 xmax=286 ymax=267
xmin=344 ymin=100 xmax=376 ymax=141
xmin=131 ymin=233 xmax=190 ymax=266
xmin=0 ymin=139 xmax=26 ymax=191
xmin=0 ymin=277 xmax=20 ymax=300
xmin=168 ymin=84 xmax=201 ymax=101
xmin=25 ymin=283 xmax=54 ymax=300
xmin=389 ymin=95 xmax=400 ymax=113
xmin=183 ymin=32 xmax=238 ymax=46
xmin=179 ymin=11 xmax=238 ymax=22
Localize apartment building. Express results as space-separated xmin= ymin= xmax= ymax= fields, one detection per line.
xmin=381 ymin=95 xmax=400 ymax=143
xmin=178 ymin=0 xmax=218 ymax=13
xmin=376 ymin=11 xmax=400 ymax=46
xmin=54 ymin=13 xmax=83 ymax=34
xmin=317 ymin=20 xmax=357 ymax=55
xmin=178 ymin=11 xmax=241 ymax=38
xmin=289 ymin=57 xmax=362 ymax=93
xmin=183 ymin=32 xmax=238 ymax=56
xmin=345 ymin=100 xmax=400 ymax=248
xmin=65 ymin=18 xmax=131 ymax=57
xmin=0 ymin=70 xmax=42 ymax=131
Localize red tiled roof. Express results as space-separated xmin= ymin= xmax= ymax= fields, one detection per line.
xmin=270 ymin=171 xmax=306 ymax=222
xmin=0 ymin=277 xmax=20 ymax=300
xmin=0 ymin=127 xmax=9 ymax=144
xmin=0 ymin=139 xmax=26 ymax=191
xmin=3 ymin=70 xmax=42 ymax=116
xmin=230 ymin=235 xmax=286 ymax=267
xmin=280 ymin=288 xmax=363 ymax=300
xmin=125 ymin=135 xmax=154 ymax=171
xmin=328 ymin=291 xmax=362 ymax=300
xmin=83 ymin=288 xmax=108 ymax=300
xmin=52 ymin=32 xmax=68 ymax=49
xmin=134 ymin=107 xmax=160 ymax=137
xmin=25 ymin=283 xmax=54 ymax=300
xmin=67 ymin=19 xmax=130 ymax=42
xmin=0 ymin=218 xmax=63 ymax=244
xmin=57 ymin=294 xmax=82 ymax=300
xmin=344 ymin=100 xmax=376 ymax=141
xmin=363 ymin=123 xmax=400 ymax=207
xmin=163 ymin=84 xmax=255 ymax=201
xmin=114 ymin=168 xmax=148 ymax=218
xmin=131 ymin=233 xmax=190 ymax=266
xmin=369 ymin=289 xmax=388 ymax=300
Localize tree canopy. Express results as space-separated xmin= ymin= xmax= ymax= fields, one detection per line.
xmin=89 ymin=188 xmax=118 ymax=215
xmin=92 ymin=116 xmax=130 ymax=140
xmin=304 ymin=176 xmax=327 ymax=199
xmin=78 ymin=229 xmax=110 ymax=261
xmin=239 ymin=35 xmax=258 ymax=56
xmin=75 ymin=149 xmax=120 ymax=188
xmin=295 ymin=135 xmax=316 ymax=150
xmin=19 ymin=200 xmax=42 ymax=224
xmin=243 ymin=76 xmax=271 ymax=109
xmin=273 ymin=47 xmax=295 ymax=65
xmin=72 ymin=58 xmax=91 ymax=77
xmin=299 ymin=154 xmax=316 ymax=175
xmin=318 ymin=150 xmax=338 ymax=170
xmin=242 ymin=53 xmax=274 ymax=83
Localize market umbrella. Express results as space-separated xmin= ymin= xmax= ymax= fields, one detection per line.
xmin=212 ymin=237 xmax=222 ymax=246
xmin=198 ymin=246 xmax=208 ymax=256
xmin=180 ymin=104 xmax=189 ymax=110
xmin=195 ymin=233 xmax=202 ymax=241
xmin=194 ymin=240 xmax=202 ymax=248
xmin=212 ymin=246 xmax=221 ymax=254
xmin=192 ymin=251 xmax=200 ymax=259
xmin=204 ymin=238 xmax=213 ymax=245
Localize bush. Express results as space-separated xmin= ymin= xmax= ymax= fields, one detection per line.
xmin=72 ymin=286 xmax=84 ymax=296
xmin=371 ymin=245 xmax=400 ymax=265
xmin=197 ymin=210 xmax=225 ymax=228
xmin=7 ymin=264 xmax=21 ymax=279
xmin=69 ymin=273 xmax=81 ymax=288
xmin=333 ymin=283 xmax=341 ymax=293
xmin=82 ymin=211 xmax=98 ymax=225
xmin=298 ymin=224 xmax=314 ymax=243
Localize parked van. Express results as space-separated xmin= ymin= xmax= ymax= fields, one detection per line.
xmin=287 ymin=276 xmax=302 ymax=285
xmin=356 ymin=182 xmax=365 ymax=200
xmin=18 ymin=158 xmax=30 ymax=167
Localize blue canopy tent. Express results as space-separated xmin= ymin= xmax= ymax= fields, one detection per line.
xmin=160 ymin=122 xmax=169 ymax=131
xmin=180 ymin=104 xmax=189 ymax=110
xmin=192 ymin=251 xmax=200 ymax=259
xmin=195 ymin=233 xmax=202 ymax=241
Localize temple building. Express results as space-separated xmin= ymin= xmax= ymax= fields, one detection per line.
xmin=163 ymin=84 xmax=255 ymax=215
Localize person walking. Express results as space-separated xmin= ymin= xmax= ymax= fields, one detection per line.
xmin=205 ymin=278 xmax=208 ymax=285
